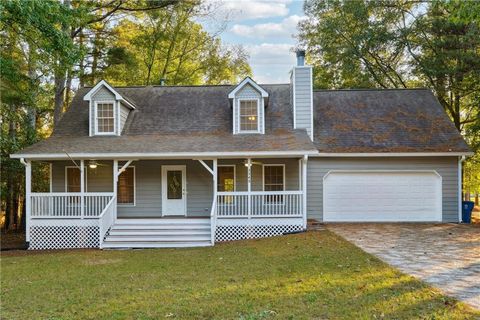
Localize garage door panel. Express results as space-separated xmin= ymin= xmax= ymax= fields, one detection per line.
xmin=324 ymin=171 xmax=442 ymax=222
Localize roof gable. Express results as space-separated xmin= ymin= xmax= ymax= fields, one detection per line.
xmin=228 ymin=77 xmax=269 ymax=99
xmin=83 ymin=80 xmax=136 ymax=109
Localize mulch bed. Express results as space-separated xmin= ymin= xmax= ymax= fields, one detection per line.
xmin=1 ymin=231 xmax=27 ymax=251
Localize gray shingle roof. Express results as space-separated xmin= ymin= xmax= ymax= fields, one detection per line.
xmin=14 ymin=84 xmax=470 ymax=157
xmin=18 ymin=84 xmax=317 ymax=156
xmin=312 ymin=89 xmax=470 ymax=153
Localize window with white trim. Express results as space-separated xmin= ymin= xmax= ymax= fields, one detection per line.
xmin=217 ymin=165 xmax=235 ymax=204
xmin=95 ymin=102 xmax=115 ymax=134
xmin=263 ymin=164 xmax=285 ymax=203
xmin=239 ymin=100 xmax=259 ymax=132
xmin=117 ymin=167 xmax=135 ymax=205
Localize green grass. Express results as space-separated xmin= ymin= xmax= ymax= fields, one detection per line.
xmin=1 ymin=231 xmax=478 ymax=319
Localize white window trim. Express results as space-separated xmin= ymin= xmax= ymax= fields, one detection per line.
xmin=262 ymin=164 xmax=286 ymax=191
xmin=237 ymin=98 xmax=261 ymax=134
xmin=65 ymin=166 xmax=87 ymax=192
xmin=94 ymin=100 xmax=116 ymax=135
xmin=117 ymin=165 xmax=136 ymax=207
xmin=217 ymin=165 xmax=236 ymax=191
xmin=262 ymin=164 xmax=286 ymax=205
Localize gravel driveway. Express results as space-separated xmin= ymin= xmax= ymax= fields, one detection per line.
xmin=327 ymin=223 xmax=480 ymax=310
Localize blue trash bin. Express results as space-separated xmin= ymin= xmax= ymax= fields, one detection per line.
xmin=462 ymin=201 xmax=474 ymax=223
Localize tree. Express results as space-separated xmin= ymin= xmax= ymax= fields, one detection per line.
xmin=298 ymin=0 xmax=480 ymax=132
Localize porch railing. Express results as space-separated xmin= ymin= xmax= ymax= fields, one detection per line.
xmin=216 ymin=191 xmax=303 ymax=218
xmin=99 ymin=196 xmax=116 ymax=248
xmin=31 ymin=193 xmax=115 ymax=218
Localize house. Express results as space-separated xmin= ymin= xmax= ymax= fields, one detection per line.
xmin=11 ymin=51 xmax=472 ymax=249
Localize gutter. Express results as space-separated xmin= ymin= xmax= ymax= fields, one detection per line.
xmin=10 ymin=150 xmax=320 ymax=160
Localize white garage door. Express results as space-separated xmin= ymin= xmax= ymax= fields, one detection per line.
xmin=323 ymin=171 xmax=442 ymax=222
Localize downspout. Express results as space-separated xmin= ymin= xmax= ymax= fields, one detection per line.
xmin=458 ymin=156 xmax=466 ymax=223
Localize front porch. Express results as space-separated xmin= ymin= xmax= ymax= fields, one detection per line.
xmin=23 ymin=157 xmax=308 ymax=249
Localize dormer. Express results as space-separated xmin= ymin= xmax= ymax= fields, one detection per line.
xmin=228 ymin=77 xmax=269 ymax=134
xmin=83 ymin=80 xmax=135 ymax=136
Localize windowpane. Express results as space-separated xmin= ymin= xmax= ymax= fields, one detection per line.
xmin=239 ymin=100 xmax=258 ymax=131
xmin=264 ymin=165 xmax=284 ymax=203
xmin=118 ymin=167 xmax=134 ymax=204
xmin=217 ymin=166 xmax=235 ymax=192
xmin=167 ymin=170 xmax=182 ymax=199
xmin=66 ymin=167 xmax=81 ymax=192
xmin=96 ymin=103 xmax=114 ymax=133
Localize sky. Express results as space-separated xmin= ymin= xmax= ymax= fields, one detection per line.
xmin=200 ymin=0 xmax=306 ymax=84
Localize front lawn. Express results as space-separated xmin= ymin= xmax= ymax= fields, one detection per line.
xmin=1 ymin=231 xmax=478 ymax=319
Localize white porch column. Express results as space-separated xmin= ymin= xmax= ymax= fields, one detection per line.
xmin=113 ymin=160 xmax=118 ymax=220
xmin=25 ymin=159 xmax=32 ymax=242
xmin=247 ymin=158 xmax=252 ymax=218
xmin=302 ymin=155 xmax=308 ymax=229
xmin=213 ymin=159 xmax=218 ymax=199
xmin=80 ymin=160 xmax=85 ymax=219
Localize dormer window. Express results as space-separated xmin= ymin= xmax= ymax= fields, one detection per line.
xmin=239 ymin=99 xmax=259 ymax=132
xmin=95 ymin=102 xmax=115 ymax=134
xmin=229 ymin=77 xmax=269 ymax=135
xmin=84 ymin=80 xmax=136 ymax=137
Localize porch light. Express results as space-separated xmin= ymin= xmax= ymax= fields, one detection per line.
xmin=88 ymin=160 xmax=98 ymax=169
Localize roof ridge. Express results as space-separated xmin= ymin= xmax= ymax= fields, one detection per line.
xmin=313 ymin=88 xmax=430 ymax=92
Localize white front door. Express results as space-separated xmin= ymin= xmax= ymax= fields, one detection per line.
xmin=161 ymin=165 xmax=187 ymax=216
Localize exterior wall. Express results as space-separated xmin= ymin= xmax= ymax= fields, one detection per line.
xmin=50 ymin=158 xmax=301 ymax=218
xmin=233 ymin=83 xmax=265 ymax=134
xmin=292 ymin=66 xmax=313 ymax=139
xmin=218 ymin=158 xmax=300 ymax=191
xmin=89 ymin=86 xmax=119 ymax=136
xmin=51 ymin=160 xmax=113 ymax=192
xmin=119 ymin=102 xmax=130 ymax=134
xmin=307 ymin=157 xmax=459 ymax=222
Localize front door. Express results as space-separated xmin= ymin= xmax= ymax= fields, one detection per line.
xmin=162 ymin=165 xmax=187 ymax=216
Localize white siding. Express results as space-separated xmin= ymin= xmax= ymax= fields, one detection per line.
xmin=307 ymin=157 xmax=459 ymax=222
xmin=292 ymin=66 xmax=313 ymax=139
xmin=233 ymin=84 xmax=264 ymax=134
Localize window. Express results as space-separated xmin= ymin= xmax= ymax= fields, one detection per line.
xmin=239 ymin=100 xmax=259 ymax=131
xmin=217 ymin=165 xmax=235 ymax=204
xmin=95 ymin=102 xmax=115 ymax=134
xmin=66 ymin=167 xmax=81 ymax=192
xmin=217 ymin=166 xmax=235 ymax=192
xmin=263 ymin=165 xmax=285 ymax=203
xmin=117 ymin=167 xmax=135 ymax=205
xmin=167 ymin=170 xmax=182 ymax=199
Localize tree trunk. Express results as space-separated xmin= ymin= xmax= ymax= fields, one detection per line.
xmin=7 ymin=106 xmax=17 ymax=230
xmin=53 ymin=71 xmax=66 ymax=126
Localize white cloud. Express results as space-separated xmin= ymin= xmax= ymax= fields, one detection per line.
xmin=231 ymin=15 xmax=306 ymax=39
xmin=206 ymin=0 xmax=291 ymax=21
xmin=244 ymin=43 xmax=296 ymax=83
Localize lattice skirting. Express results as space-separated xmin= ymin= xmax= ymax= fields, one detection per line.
xmin=29 ymin=224 xmax=100 ymax=250
xmin=215 ymin=218 xmax=304 ymax=242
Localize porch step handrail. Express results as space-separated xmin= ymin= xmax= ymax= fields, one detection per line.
xmin=210 ymin=196 xmax=217 ymax=245
xmin=216 ymin=191 xmax=304 ymax=218
xmin=98 ymin=196 xmax=116 ymax=248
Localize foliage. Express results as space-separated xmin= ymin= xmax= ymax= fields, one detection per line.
xmin=298 ymin=0 xmax=480 ymax=192
xmin=2 ymin=232 xmax=478 ymax=319
xmin=0 ymin=0 xmax=251 ymax=230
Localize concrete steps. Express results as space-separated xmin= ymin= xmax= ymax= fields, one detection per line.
xmin=102 ymin=218 xmax=212 ymax=249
